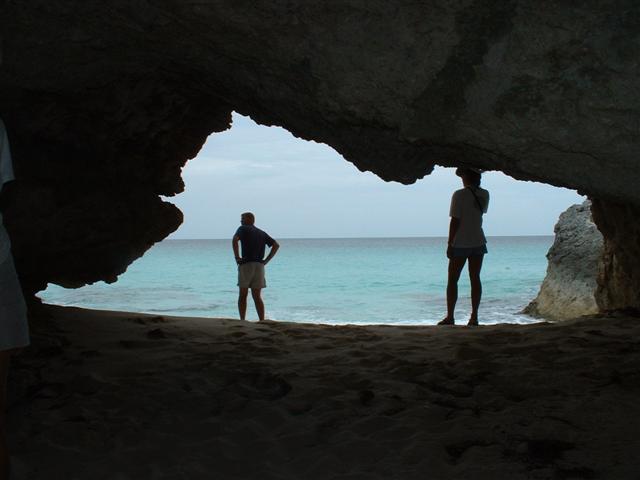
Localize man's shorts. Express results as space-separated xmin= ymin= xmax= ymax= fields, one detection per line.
xmin=450 ymin=244 xmax=488 ymax=258
xmin=237 ymin=262 xmax=266 ymax=289
xmin=0 ymin=254 xmax=30 ymax=351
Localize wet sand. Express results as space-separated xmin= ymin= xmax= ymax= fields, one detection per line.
xmin=7 ymin=304 xmax=640 ymax=479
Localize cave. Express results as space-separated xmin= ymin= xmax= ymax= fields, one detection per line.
xmin=3 ymin=3 xmax=640 ymax=477
xmin=36 ymin=111 xmax=583 ymax=323
xmin=2 ymin=2 xmax=639 ymax=314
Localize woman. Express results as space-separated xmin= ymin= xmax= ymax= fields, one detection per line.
xmin=438 ymin=167 xmax=489 ymax=326
xmin=0 ymin=118 xmax=29 ymax=479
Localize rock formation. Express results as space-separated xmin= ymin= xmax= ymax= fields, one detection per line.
xmin=0 ymin=1 xmax=638 ymax=309
xmin=591 ymin=199 xmax=640 ymax=313
xmin=524 ymin=201 xmax=603 ymax=320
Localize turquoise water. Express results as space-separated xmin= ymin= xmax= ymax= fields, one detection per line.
xmin=40 ymin=237 xmax=551 ymax=325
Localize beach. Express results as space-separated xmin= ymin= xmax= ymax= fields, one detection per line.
xmin=6 ymin=304 xmax=640 ymax=479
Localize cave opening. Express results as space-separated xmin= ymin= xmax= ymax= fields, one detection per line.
xmin=40 ymin=112 xmax=585 ymax=324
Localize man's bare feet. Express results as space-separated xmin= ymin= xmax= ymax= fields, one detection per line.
xmin=467 ymin=318 xmax=479 ymax=326
xmin=438 ymin=317 xmax=455 ymax=325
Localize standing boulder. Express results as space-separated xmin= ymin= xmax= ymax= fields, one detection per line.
xmin=524 ymin=201 xmax=603 ymax=320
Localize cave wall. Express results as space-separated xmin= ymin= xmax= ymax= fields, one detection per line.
xmin=591 ymin=199 xmax=640 ymax=313
xmin=0 ymin=74 xmax=232 ymax=293
xmin=0 ymin=1 xmax=639 ymax=306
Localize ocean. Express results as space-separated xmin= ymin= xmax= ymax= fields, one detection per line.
xmin=40 ymin=237 xmax=552 ymax=325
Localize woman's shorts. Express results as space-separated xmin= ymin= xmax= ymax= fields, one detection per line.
xmin=0 ymin=254 xmax=29 ymax=351
xmin=237 ymin=262 xmax=266 ymax=289
xmin=450 ymin=245 xmax=488 ymax=258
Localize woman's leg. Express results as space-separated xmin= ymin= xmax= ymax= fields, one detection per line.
xmin=440 ymin=257 xmax=467 ymax=324
xmin=0 ymin=350 xmax=11 ymax=480
xmin=468 ymin=255 xmax=484 ymax=325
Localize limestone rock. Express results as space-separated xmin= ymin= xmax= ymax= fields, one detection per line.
xmin=590 ymin=199 xmax=640 ymax=313
xmin=0 ymin=2 xmax=638 ymax=305
xmin=0 ymin=77 xmax=232 ymax=294
xmin=524 ymin=201 xmax=603 ymax=320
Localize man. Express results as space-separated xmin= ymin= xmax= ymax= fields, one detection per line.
xmin=232 ymin=212 xmax=279 ymax=321
xmin=0 ymin=118 xmax=29 ymax=479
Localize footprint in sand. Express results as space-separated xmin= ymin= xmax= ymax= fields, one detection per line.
xmin=147 ymin=328 xmax=167 ymax=339
xmin=129 ymin=315 xmax=166 ymax=325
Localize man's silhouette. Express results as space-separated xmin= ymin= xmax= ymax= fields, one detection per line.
xmin=232 ymin=212 xmax=279 ymax=321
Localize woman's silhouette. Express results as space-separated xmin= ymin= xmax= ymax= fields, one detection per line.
xmin=438 ymin=167 xmax=489 ymax=326
xmin=0 ymin=118 xmax=29 ymax=479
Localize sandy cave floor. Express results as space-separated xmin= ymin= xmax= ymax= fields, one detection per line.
xmin=6 ymin=304 xmax=640 ymax=479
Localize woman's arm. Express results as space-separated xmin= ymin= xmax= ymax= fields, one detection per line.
xmin=447 ymin=217 xmax=460 ymax=258
xmin=448 ymin=217 xmax=460 ymax=245
xmin=0 ymin=180 xmax=16 ymax=211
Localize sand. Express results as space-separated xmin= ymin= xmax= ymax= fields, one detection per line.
xmin=7 ymin=304 xmax=640 ymax=479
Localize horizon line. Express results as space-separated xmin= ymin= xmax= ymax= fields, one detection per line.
xmin=165 ymin=234 xmax=555 ymax=241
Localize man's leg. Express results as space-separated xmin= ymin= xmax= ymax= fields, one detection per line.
xmin=238 ymin=288 xmax=249 ymax=320
xmin=468 ymin=255 xmax=484 ymax=325
xmin=0 ymin=351 xmax=11 ymax=480
xmin=439 ymin=257 xmax=467 ymax=325
xmin=251 ymin=288 xmax=265 ymax=321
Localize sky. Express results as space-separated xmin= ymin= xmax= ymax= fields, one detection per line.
xmin=166 ymin=113 xmax=584 ymax=239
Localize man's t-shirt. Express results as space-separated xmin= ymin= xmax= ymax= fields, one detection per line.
xmin=449 ymin=187 xmax=490 ymax=248
xmin=0 ymin=118 xmax=15 ymax=264
xmin=234 ymin=225 xmax=275 ymax=263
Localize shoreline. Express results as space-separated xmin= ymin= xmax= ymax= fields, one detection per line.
xmin=8 ymin=304 xmax=640 ymax=479
xmin=32 ymin=301 xmax=541 ymax=326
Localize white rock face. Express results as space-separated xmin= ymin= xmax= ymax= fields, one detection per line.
xmin=525 ymin=201 xmax=603 ymax=320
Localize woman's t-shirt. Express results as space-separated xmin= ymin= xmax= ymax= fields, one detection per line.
xmin=449 ymin=187 xmax=490 ymax=248
xmin=0 ymin=118 xmax=15 ymax=264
